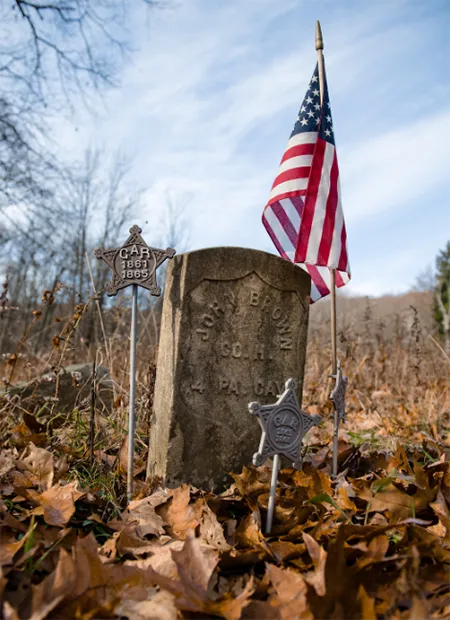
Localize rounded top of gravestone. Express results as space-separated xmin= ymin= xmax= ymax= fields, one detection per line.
xmin=170 ymin=246 xmax=311 ymax=295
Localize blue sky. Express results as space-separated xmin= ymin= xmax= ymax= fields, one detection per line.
xmin=57 ymin=0 xmax=450 ymax=297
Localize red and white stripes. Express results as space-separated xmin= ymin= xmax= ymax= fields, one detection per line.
xmin=262 ymin=68 xmax=350 ymax=302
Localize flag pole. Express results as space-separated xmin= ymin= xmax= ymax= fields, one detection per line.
xmin=315 ymin=21 xmax=339 ymax=475
xmin=330 ymin=269 xmax=339 ymax=477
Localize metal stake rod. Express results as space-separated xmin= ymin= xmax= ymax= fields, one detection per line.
xmin=127 ymin=284 xmax=138 ymax=503
xmin=316 ymin=20 xmax=339 ymax=476
xmin=266 ymin=454 xmax=280 ymax=534
xmin=330 ymin=267 xmax=339 ymax=476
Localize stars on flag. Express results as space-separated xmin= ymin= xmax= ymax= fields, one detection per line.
xmin=291 ymin=63 xmax=335 ymax=146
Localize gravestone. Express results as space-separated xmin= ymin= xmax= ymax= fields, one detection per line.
xmin=147 ymin=247 xmax=311 ymax=490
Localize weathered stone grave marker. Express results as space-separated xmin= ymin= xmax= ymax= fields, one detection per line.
xmin=147 ymin=247 xmax=311 ymax=490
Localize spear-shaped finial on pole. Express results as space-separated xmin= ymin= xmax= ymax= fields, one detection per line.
xmin=315 ymin=20 xmax=324 ymax=51
xmin=315 ymin=21 xmax=325 ymax=107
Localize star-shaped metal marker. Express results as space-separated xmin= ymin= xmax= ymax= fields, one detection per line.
xmin=330 ymin=360 xmax=348 ymax=423
xmin=248 ymin=378 xmax=322 ymax=469
xmin=95 ymin=225 xmax=175 ymax=297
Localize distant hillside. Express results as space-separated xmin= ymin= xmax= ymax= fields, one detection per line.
xmin=309 ymin=290 xmax=434 ymax=341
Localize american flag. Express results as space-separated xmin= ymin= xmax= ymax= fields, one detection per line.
xmin=262 ymin=63 xmax=350 ymax=302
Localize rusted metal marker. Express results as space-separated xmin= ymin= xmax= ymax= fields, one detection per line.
xmin=248 ymin=379 xmax=322 ymax=534
xmin=95 ymin=225 xmax=175 ymax=502
xmin=330 ymin=360 xmax=348 ymax=476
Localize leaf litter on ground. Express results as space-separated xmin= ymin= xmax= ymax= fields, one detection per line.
xmin=0 ymin=439 xmax=449 ymax=619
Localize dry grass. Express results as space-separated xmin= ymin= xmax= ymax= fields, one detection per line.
xmin=306 ymin=291 xmax=450 ymax=452
xmin=0 ymin=288 xmax=449 ymax=468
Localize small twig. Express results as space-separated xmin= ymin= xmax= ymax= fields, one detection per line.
xmin=6 ymin=296 xmax=50 ymax=387
xmin=85 ymin=252 xmax=116 ymax=400
xmin=90 ymin=356 xmax=97 ymax=463
xmin=428 ymin=334 xmax=450 ymax=365
xmin=85 ymin=253 xmax=110 ymax=359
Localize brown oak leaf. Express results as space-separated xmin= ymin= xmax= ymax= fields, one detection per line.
xmin=157 ymin=484 xmax=203 ymax=539
xmin=266 ymin=563 xmax=313 ymax=619
xmin=37 ymin=482 xmax=84 ymax=527
xmin=20 ymin=444 xmax=54 ymax=491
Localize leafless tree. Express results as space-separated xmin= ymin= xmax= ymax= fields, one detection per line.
xmin=412 ymin=265 xmax=435 ymax=293
xmin=63 ymin=147 xmax=140 ymax=300
xmin=159 ymin=191 xmax=192 ymax=252
xmin=0 ymin=0 xmax=157 ymax=212
xmin=0 ymin=146 xmax=140 ymax=352
xmin=0 ymin=0 xmax=160 ymax=353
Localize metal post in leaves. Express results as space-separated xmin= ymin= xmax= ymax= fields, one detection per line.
xmin=95 ymin=225 xmax=175 ymax=502
xmin=248 ymin=379 xmax=322 ymax=534
xmin=330 ymin=360 xmax=348 ymax=476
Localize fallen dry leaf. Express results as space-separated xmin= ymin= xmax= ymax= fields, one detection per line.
xmin=157 ymin=484 xmax=203 ymax=539
xmin=0 ymin=450 xmax=16 ymax=478
xmin=199 ymin=502 xmax=231 ymax=551
xmin=0 ymin=525 xmax=35 ymax=567
xmin=118 ymin=437 xmax=146 ymax=477
xmin=0 ymin=437 xmax=448 ymax=620
xmin=356 ymin=585 xmax=377 ymax=620
xmin=30 ymin=547 xmax=76 ymax=619
xmin=124 ymin=539 xmax=184 ymax=579
xmin=114 ymin=590 xmax=178 ymax=620
xmin=121 ymin=489 xmax=169 ymax=537
xmin=37 ymin=481 xmax=84 ymax=527
xmin=355 ymin=480 xmax=422 ymax=521
xmin=356 ymin=534 xmax=389 ymax=570
xmin=30 ymin=534 xmax=158 ymax=618
xmin=20 ymin=444 xmax=54 ymax=491
xmin=169 ymin=531 xmax=219 ymax=608
xmin=213 ymin=577 xmax=255 ymax=620
xmin=303 ymin=532 xmax=327 ymax=596
xmin=266 ymin=563 xmax=313 ymax=619
xmin=138 ymin=532 xmax=255 ymax=619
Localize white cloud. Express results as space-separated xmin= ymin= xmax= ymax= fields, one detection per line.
xmin=341 ymin=108 xmax=450 ymax=223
